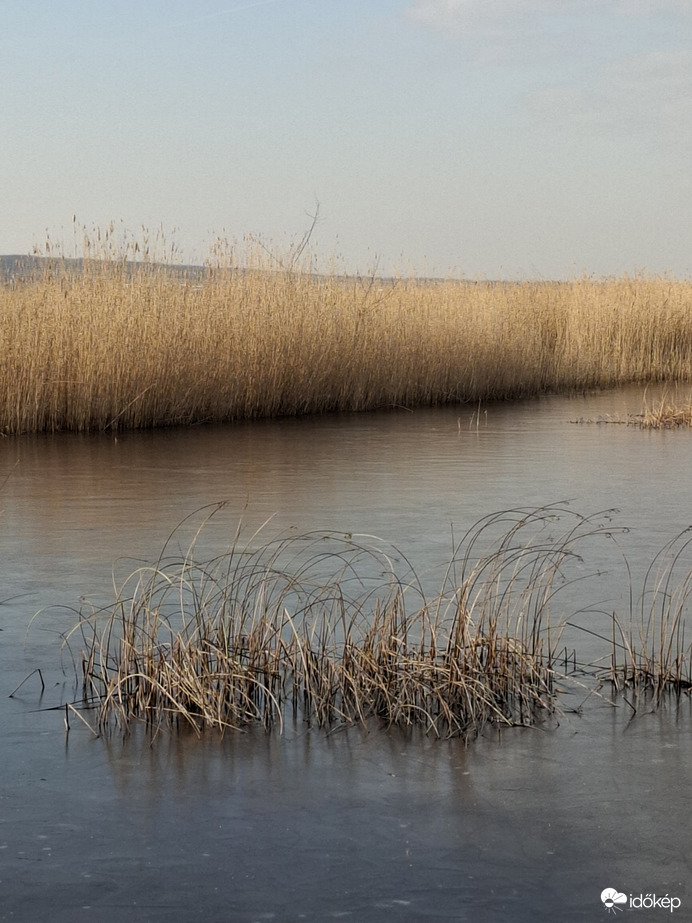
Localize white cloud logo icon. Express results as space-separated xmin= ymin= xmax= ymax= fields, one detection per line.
xmin=601 ymin=888 xmax=628 ymax=912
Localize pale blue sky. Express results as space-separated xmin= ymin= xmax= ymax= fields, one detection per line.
xmin=2 ymin=0 xmax=691 ymax=278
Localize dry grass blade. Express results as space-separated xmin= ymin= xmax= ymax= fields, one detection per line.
xmin=8 ymin=668 xmax=45 ymax=697
xmin=64 ymin=702 xmax=100 ymax=737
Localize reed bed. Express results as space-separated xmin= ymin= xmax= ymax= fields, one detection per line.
xmin=3 ymin=229 xmax=692 ymax=433
xmin=64 ymin=505 xmax=613 ymax=739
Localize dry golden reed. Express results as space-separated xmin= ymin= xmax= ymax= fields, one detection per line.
xmin=3 ymin=227 xmax=692 ymax=433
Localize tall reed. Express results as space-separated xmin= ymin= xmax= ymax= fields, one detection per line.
xmin=2 ymin=230 xmax=692 ymax=433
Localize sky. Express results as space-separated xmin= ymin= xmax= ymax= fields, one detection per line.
xmin=2 ymin=0 xmax=692 ymax=279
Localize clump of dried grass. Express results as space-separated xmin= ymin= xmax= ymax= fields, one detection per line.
xmin=3 ymin=226 xmax=692 ymax=434
xmin=638 ymin=397 xmax=692 ymax=429
xmin=64 ymin=505 xmax=613 ymax=739
xmin=571 ymin=391 xmax=692 ymax=429
xmin=606 ymin=528 xmax=692 ymax=704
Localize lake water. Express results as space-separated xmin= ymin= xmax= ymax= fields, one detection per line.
xmin=2 ymin=384 xmax=692 ymax=921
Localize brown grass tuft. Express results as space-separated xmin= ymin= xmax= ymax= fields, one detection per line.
xmin=606 ymin=527 xmax=692 ymax=705
xmin=638 ymin=394 xmax=692 ymax=429
xmin=63 ymin=504 xmax=614 ymax=739
xmin=571 ymin=391 xmax=692 ymax=429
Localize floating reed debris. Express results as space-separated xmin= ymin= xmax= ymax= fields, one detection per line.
xmin=63 ymin=505 xmax=617 ymax=739
xmin=3 ymin=225 xmax=692 ymax=433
